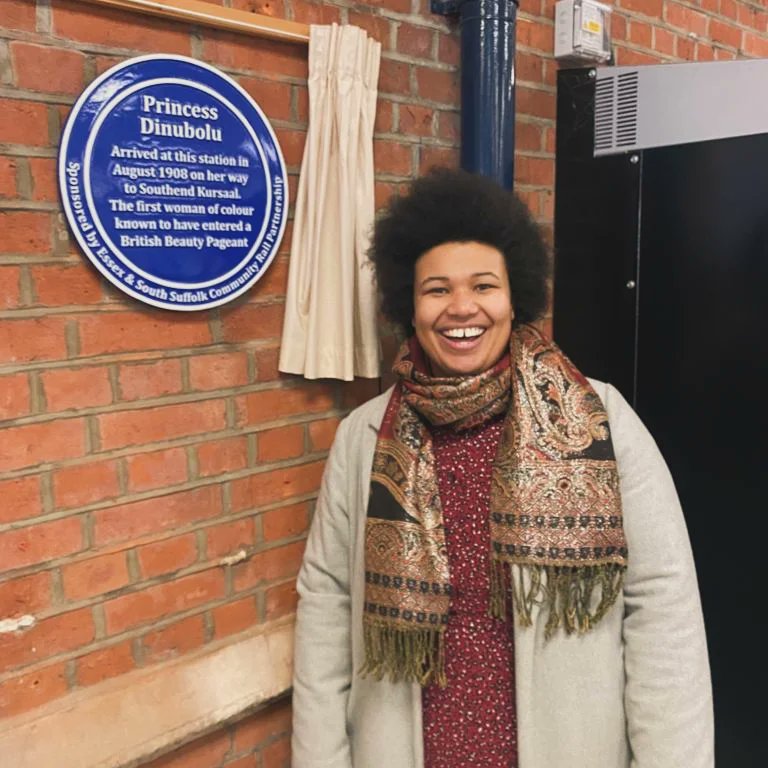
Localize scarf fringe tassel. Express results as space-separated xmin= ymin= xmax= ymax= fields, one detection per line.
xmin=361 ymin=622 xmax=447 ymax=687
xmin=492 ymin=561 xmax=626 ymax=638
xmin=363 ymin=563 xmax=626 ymax=687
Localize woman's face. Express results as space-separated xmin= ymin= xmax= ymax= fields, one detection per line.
xmin=413 ymin=241 xmax=514 ymax=377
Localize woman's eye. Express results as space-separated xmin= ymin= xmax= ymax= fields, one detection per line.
xmin=475 ymin=283 xmax=496 ymax=292
xmin=425 ymin=286 xmax=448 ymax=295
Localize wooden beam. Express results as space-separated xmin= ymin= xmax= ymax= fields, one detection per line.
xmin=82 ymin=0 xmax=310 ymax=44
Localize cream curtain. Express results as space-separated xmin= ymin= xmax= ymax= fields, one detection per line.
xmin=278 ymin=24 xmax=381 ymax=381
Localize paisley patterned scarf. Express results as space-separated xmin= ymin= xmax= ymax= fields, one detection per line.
xmin=362 ymin=325 xmax=627 ymax=686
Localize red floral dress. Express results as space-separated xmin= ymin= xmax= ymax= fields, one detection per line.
xmin=422 ymin=416 xmax=518 ymax=768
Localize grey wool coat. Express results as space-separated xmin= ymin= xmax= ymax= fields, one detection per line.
xmin=291 ymin=381 xmax=714 ymax=768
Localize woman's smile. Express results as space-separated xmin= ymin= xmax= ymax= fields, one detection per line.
xmin=413 ymin=241 xmax=514 ymax=377
xmin=441 ymin=326 xmax=485 ymax=340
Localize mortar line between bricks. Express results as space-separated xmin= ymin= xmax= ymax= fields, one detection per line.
xmin=515 ymin=43 xmax=560 ymax=57
xmin=378 ymin=95 xmax=460 ymax=110
xmin=373 ymin=133 xmax=458 ymax=147
xmin=375 ymin=51 xmax=453 ymax=67
xmin=190 ymin=30 xmax=204 ymax=60
xmin=0 ymin=144 xmax=57 ymax=158
xmin=355 ymin=13 xmax=453 ymax=32
xmin=125 ymin=547 xmax=141 ymax=585
xmin=252 ymin=511 xmax=265 ymax=548
xmin=0 ymin=254 xmax=90 ymax=265
xmin=380 ymin=53 xmax=457 ymax=72
xmin=372 ymin=172 xmax=428 ymax=186
xmin=0 ymin=86 xmax=75 ymax=105
xmin=0 ymin=199 xmax=59 ymax=211
xmin=513 ymin=149 xmax=556 ymax=159
xmin=39 ymin=470 xmax=54 ymax=515
xmin=0 ymin=297 xmax=285 ymax=321
xmin=610 ymin=43 xmax=683 ymax=61
xmin=617 ymin=39 xmax=735 ymax=56
xmin=50 ymin=566 xmax=66 ymax=608
xmin=203 ymin=610 xmax=215 ymax=644
xmin=515 ymin=183 xmax=558 ymax=193
xmin=515 ymin=114 xmax=557 ymax=125
xmin=0 ymin=29 xmax=52 ymax=48
xmin=255 ymin=587 xmax=267 ymax=625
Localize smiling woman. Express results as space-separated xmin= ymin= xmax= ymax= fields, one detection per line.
xmin=371 ymin=169 xmax=548 ymax=337
xmin=291 ymin=169 xmax=713 ymax=768
xmin=413 ymin=241 xmax=514 ymax=377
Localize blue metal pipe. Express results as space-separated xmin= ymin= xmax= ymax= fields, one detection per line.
xmin=433 ymin=0 xmax=519 ymax=189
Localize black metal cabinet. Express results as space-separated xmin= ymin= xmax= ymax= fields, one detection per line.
xmin=555 ymin=67 xmax=768 ymax=767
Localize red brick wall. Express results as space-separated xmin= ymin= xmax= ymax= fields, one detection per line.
xmin=0 ymin=0 xmax=457 ymax=731
xmin=0 ymin=0 xmax=766 ymax=763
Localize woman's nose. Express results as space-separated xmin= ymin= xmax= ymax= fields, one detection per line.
xmin=446 ymin=289 xmax=478 ymax=316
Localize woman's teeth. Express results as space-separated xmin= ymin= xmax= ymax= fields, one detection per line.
xmin=442 ymin=327 xmax=484 ymax=339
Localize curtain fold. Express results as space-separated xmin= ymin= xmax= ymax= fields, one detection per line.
xmin=279 ymin=24 xmax=382 ymax=381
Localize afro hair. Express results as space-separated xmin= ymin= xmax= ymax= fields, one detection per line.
xmin=368 ymin=167 xmax=550 ymax=336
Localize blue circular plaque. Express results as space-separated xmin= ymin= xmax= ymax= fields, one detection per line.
xmin=59 ymin=55 xmax=288 ymax=311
